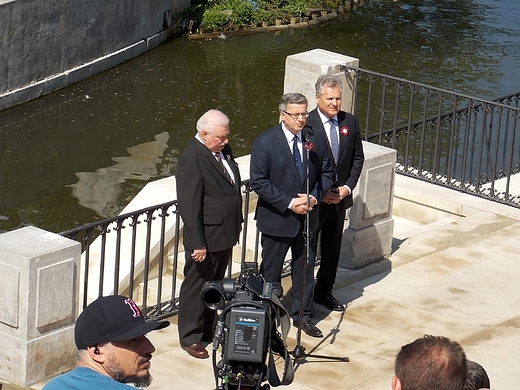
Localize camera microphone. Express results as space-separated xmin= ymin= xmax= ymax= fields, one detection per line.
xmin=213 ymin=319 xmax=224 ymax=350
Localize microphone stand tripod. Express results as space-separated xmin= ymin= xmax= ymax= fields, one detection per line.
xmin=292 ymin=126 xmax=349 ymax=363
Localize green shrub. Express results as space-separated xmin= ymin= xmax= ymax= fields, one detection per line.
xmin=282 ymin=0 xmax=307 ymax=16
xmin=201 ymin=6 xmax=230 ymax=29
xmin=199 ymin=0 xmax=325 ymax=30
xmin=201 ymin=0 xmax=256 ymax=29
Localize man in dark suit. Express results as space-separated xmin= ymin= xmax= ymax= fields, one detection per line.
xmin=250 ymin=93 xmax=334 ymax=337
xmin=176 ymin=109 xmax=243 ymax=359
xmin=306 ymin=75 xmax=365 ymax=312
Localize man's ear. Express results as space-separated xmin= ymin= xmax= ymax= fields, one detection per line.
xmin=86 ymin=345 xmax=105 ymax=364
xmin=391 ymin=375 xmax=401 ymax=390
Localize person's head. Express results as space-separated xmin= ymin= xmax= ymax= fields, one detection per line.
xmin=74 ymin=295 xmax=170 ymax=387
xmin=315 ymin=74 xmax=343 ymax=119
xmin=279 ymin=92 xmax=308 ymax=135
xmin=464 ymin=360 xmax=490 ymax=390
xmin=392 ymin=335 xmax=467 ymax=390
xmin=197 ymin=109 xmax=230 ymax=153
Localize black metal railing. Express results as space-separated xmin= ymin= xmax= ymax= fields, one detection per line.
xmin=60 ymin=180 xmax=262 ymax=320
xmin=343 ymin=65 xmax=520 ymax=208
xmin=61 ymin=68 xmax=520 ymax=321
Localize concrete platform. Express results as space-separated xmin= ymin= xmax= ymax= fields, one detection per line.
xmin=23 ymin=174 xmax=520 ymax=390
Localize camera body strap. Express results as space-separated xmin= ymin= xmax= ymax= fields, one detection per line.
xmin=267 ymin=293 xmax=294 ymax=386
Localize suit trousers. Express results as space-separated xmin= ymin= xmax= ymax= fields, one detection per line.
xmin=178 ymin=247 xmax=231 ymax=346
xmin=315 ymin=202 xmax=348 ymax=296
xmin=260 ymin=225 xmax=316 ymax=322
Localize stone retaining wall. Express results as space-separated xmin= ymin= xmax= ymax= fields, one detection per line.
xmin=0 ymin=0 xmax=190 ymax=112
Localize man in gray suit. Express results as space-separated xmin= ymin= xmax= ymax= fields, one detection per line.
xmin=176 ymin=109 xmax=243 ymax=359
xmin=250 ymin=93 xmax=334 ymax=337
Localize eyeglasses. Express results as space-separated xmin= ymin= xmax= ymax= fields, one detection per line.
xmin=282 ymin=110 xmax=309 ymax=119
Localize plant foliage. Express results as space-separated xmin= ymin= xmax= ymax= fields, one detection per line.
xmin=199 ymin=0 xmax=326 ymax=30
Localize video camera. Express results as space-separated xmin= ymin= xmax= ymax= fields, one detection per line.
xmin=201 ymin=262 xmax=293 ymax=390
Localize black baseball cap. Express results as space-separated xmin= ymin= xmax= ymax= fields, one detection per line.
xmin=74 ymin=295 xmax=170 ymax=349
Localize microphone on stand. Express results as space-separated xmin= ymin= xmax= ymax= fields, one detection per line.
xmin=291 ymin=122 xmax=349 ymax=363
xmin=303 ymin=126 xmax=314 ymax=141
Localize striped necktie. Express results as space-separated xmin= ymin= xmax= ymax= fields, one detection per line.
xmin=215 ymin=152 xmax=234 ymax=184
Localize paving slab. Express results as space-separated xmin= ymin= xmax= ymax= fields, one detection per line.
xmin=23 ymin=177 xmax=520 ymax=390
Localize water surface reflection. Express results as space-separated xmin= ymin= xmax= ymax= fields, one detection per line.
xmin=1 ymin=0 xmax=519 ymax=232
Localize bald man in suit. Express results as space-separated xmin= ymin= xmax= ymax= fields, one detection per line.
xmin=176 ymin=109 xmax=243 ymax=359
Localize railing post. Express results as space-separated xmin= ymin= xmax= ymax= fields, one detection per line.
xmin=0 ymin=226 xmax=81 ymax=387
xmin=283 ymin=48 xmax=359 ymax=113
xmin=342 ymin=142 xmax=397 ymax=268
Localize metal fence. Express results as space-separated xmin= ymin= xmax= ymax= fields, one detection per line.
xmin=343 ymin=65 xmax=520 ymax=208
xmin=60 ymin=180 xmax=261 ymax=320
xmin=61 ymin=68 xmax=520 ymax=320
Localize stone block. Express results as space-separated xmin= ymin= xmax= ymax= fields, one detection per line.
xmin=36 ymin=259 xmax=76 ymax=328
xmin=0 ymin=263 xmax=20 ymax=328
xmin=341 ymin=217 xmax=394 ymax=269
xmin=0 ymin=226 xmax=81 ymax=387
xmin=341 ymin=142 xmax=396 ymax=268
xmin=284 ymin=48 xmax=359 ymax=112
xmin=2 ymin=325 xmax=76 ymax=386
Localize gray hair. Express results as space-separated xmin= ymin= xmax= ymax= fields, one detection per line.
xmin=315 ymin=74 xmax=343 ymax=96
xmin=196 ymin=109 xmax=230 ymax=135
xmin=279 ymin=93 xmax=308 ymax=112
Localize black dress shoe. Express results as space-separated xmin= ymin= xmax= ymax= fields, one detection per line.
xmin=314 ymin=293 xmax=345 ymax=312
xmin=181 ymin=342 xmax=209 ymax=359
xmin=293 ymin=319 xmax=323 ymax=338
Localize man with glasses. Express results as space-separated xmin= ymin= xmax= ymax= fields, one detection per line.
xmin=306 ymin=74 xmax=365 ymax=312
xmin=250 ymin=93 xmax=334 ymax=337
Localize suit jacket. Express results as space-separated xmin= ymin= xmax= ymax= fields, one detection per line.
xmin=176 ymin=138 xmax=243 ymax=253
xmin=250 ymin=124 xmax=334 ymax=237
xmin=307 ymin=108 xmax=365 ymax=210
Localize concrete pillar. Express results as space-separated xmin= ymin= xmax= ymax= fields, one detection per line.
xmin=284 ymin=49 xmax=397 ymax=269
xmin=283 ymin=48 xmax=359 ymax=113
xmin=342 ymin=142 xmax=396 ymax=268
xmin=0 ymin=226 xmax=81 ymax=387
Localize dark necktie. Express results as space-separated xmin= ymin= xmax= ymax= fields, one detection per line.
xmin=292 ymin=135 xmax=303 ymax=181
xmin=215 ymin=152 xmax=234 ymax=184
xmin=328 ymin=118 xmax=339 ymax=164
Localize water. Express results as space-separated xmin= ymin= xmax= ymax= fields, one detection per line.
xmin=1 ymin=0 xmax=519 ymax=233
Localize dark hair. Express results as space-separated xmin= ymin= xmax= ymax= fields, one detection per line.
xmin=464 ymin=360 xmax=490 ymax=390
xmin=395 ymin=335 xmax=467 ymax=390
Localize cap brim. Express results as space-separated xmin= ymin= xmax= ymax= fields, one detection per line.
xmin=110 ymin=320 xmax=170 ymax=342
